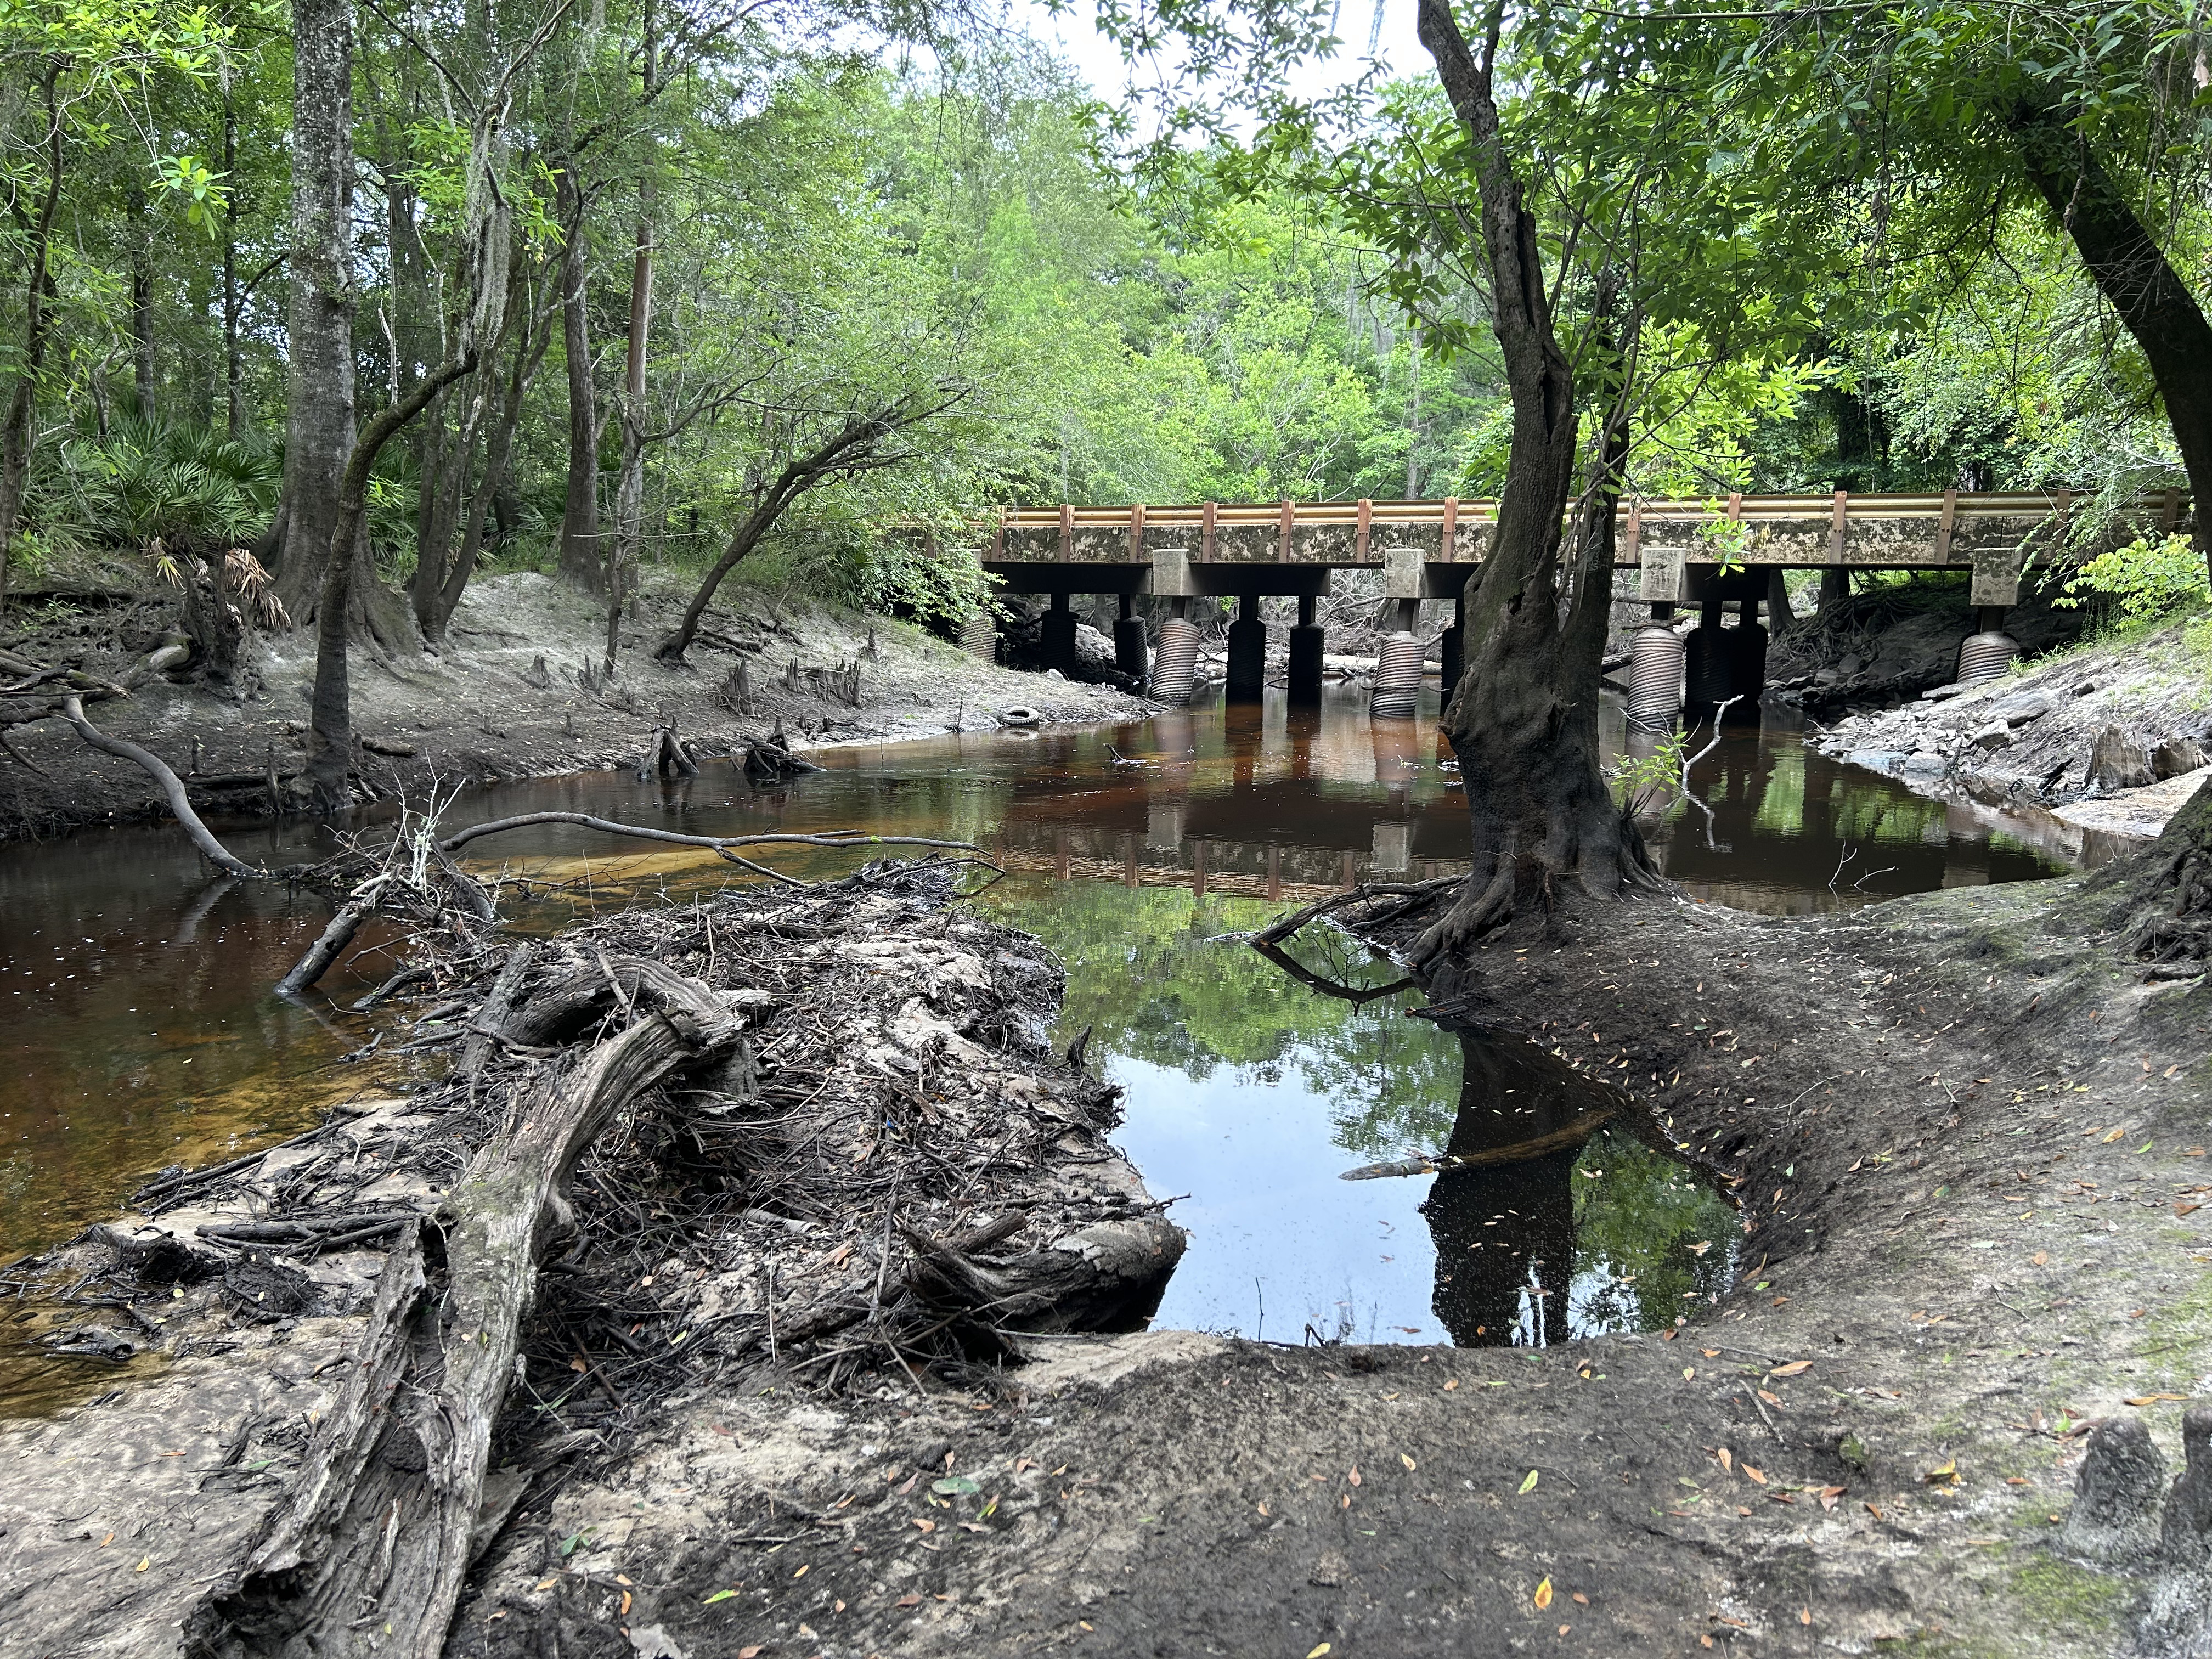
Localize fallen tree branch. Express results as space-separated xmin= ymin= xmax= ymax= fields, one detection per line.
xmin=435 ymin=811 xmax=982 ymax=865
xmin=1251 ymin=938 xmax=1415 ymax=1005
xmin=55 ymin=696 xmax=263 ymax=878
xmin=187 ymin=960 xmax=749 ymax=1659
xmin=276 ymin=875 xmax=394 ymax=996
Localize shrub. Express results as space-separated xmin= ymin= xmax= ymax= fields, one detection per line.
xmin=2056 ymin=532 xmax=2210 ymax=622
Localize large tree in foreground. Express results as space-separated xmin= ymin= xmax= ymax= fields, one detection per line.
xmin=1398 ymin=0 xmax=1662 ymax=958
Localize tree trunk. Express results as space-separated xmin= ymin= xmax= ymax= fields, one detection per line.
xmin=1408 ymin=0 xmax=1658 ymax=963
xmin=222 ymin=84 xmax=244 ymax=438
xmin=606 ymin=185 xmax=655 ymax=675
xmin=555 ymin=165 xmax=603 ymax=593
xmin=270 ymin=0 xmax=358 ymax=622
xmin=2013 ymin=103 xmax=2212 ymax=580
xmin=422 ymin=289 xmax=549 ymax=645
xmin=128 ymin=178 xmax=157 ymax=417
xmin=1768 ymin=568 xmax=1796 ymax=631
xmin=304 ymin=353 xmax=479 ymax=804
xmin=410 ymin=381 xmax=487 ymax=637
xmin=0 ymin=71 xmax=61 ymax=615
xmin=184 ymin=963 xmax=746 ymax=1659
xmin=653 ymin=401 xmax=928 ymax=663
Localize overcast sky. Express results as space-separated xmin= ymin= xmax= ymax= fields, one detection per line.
xmin=1000 ymin=0 xmax=1426 ymax=114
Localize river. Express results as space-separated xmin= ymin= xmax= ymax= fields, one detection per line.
xmin=0 ymin=684 xmax=2081 ymax=1402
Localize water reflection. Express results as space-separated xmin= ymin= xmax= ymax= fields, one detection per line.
xmin=0 ymin=681 xmax=2076 ymax=1272
xmin=1420 ymin=1026 xmax=1731 ymax=1347
xmin=972 ymin=881 xmax=1735 ymax=1347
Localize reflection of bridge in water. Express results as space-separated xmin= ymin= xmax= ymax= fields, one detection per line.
xmin=961 ymin=692 xmax=2069 ymax=914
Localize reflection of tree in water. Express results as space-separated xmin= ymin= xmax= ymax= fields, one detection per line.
xmin=1423 ymin=1028 xmax=1736 ymax=1347
xmin=1423 ymin=1030 xmax=1594 ymax=1346
xmin=970 ymin=882 xmax=1460 ymax=1143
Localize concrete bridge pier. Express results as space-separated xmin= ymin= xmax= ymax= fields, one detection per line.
xmin=1726 ymin=596 xmax=1768 ymax=720
xmin=1113 ymin=594 xmax=1148 ymax=682
xmin=1684 ymin=596 xmax=1731 ymax=720
xmin=1041 ymin=592 xmax=1079 ymax=678
xmin=1288 ymin=593 xmax=1325 ymax=706
xmin=1225 ymin=594 xmax=1267 ymax=702
xmin=1439 ymin=586 xmax=1466 ymax=701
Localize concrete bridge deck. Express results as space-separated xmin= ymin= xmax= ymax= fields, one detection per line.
xmin=972 ymin=489 xmax=2194 ymax=715
xmin=985 ymin=489 xmax=2194 ymax=608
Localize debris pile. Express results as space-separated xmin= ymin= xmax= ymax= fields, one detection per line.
xmin=38 ymin=861 xmax=1181 ymax=1656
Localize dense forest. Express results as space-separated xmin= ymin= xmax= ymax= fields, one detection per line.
xmin=4 ymin=0 xmax=2194 ymax=606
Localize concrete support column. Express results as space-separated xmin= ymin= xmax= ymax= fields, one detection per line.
xmin=1113 ymin=592 xmax=1148 ymax=683
xmin=1041 ymin=592 xmax=1078 ymax=678
xmin=1727 ymin=596 xmax=1768 ymax=720
xmin=1225 ymin=593 xmax=1267 ymax=702
xmin=1439 ymin=588 xmax=1466 ymax=700
xmin=1288 ymin=591 xmax=1325 ymax=706
xmin=1684 ymin=596 xmax=1729 ymax=720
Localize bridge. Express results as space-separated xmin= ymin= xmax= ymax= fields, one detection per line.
xmin=970 ymin=489 xmax=2195 ymax=722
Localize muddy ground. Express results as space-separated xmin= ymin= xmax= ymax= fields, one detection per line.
xmin=0 ymin=571 xmax=1146 ymax=842
xmin=7 ymin=795 xmax=2207 ymax=1658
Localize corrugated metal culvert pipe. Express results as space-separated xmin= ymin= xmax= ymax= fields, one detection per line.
xmin=1370 ymin=631 xmax=1425 ymax=719
xmin=1150 ymin=616 xmax=1201 ymax=703
xmin=958 ymin=611 xmax=996 ymax=663
xmin=1956 ymin=630 xmax=2020 ymax=684
xmin=1628 ymin=622 xmax=1685 ymax=730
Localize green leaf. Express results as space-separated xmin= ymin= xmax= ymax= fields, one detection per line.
xmin=1518 ymin=1469 xmax=1540 ymax=1495
xmin=702 ymin=1589 xmax=740 ymax=1605
xmin=932 ymin=1475 xmax=981 ymax=1496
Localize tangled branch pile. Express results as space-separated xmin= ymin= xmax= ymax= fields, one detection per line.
xmin=56 ymin=861 xmax=1180 ymax=1657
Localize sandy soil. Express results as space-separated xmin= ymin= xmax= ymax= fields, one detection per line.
xmin=414 ymin=809 xmax=2212 ymax=1659
xmin=0 ymin=572 xmax=1147 ymax=840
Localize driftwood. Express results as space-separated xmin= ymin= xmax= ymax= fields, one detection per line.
xmin=275 ymin=875 xmax=393 ymax=995
xmin=38 ymin=864 xmax=1187 ymax=1659
xmin=186 ymin=960 xmax=748 ymax=1659
xmin=57 ymin=695 xmax=263 ymax=877
xmin=634 ymin=724 xmax=699 ymax=781
xmin=904 ymin=1215 xmax=1186 ymax=1344
xmin=433 ymin=811 xmax=978 ymax=885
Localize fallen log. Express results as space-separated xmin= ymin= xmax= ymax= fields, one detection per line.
xmin=433 ymin=811 xmax=981 ymax=885
xmin=185 ymin=958 xmax=749 ymax=1659
xmin=903 ymin=1215 xmax=1187 ymax=1344
xmin=275 ymin=875 xmax=392 ymax=996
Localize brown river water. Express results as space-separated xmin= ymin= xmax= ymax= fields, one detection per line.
xmin=0 ymin=684 xmax=2084 ymax=1406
